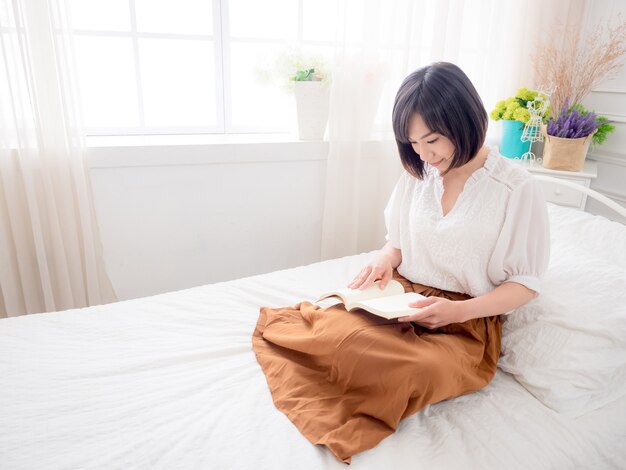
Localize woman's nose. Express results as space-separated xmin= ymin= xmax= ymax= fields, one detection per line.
xmin=420 ymin=149 xmax=434 ymax=161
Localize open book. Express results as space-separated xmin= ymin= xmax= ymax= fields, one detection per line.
xmin=315 ymin=279 xmax=426 ymax=320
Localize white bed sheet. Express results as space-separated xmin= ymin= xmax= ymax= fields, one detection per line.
xmin=1 ymin=250 xmax=624 ymax=470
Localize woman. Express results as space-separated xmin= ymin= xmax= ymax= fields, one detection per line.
xmin=349 ymin=61 xmax=549 ymax=328
xmin=252 ymin=62 xmax=550 ymax=464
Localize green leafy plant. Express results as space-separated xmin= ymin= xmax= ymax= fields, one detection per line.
xmin=255 ymin=47 xmax=330 ymax=93
xmin=490 ymin=88 xmax=550 ymax=124
xmin=291 ymin=68 xmax=324 ymax=81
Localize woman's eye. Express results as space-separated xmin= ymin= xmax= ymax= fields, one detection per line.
xmin=426 ymin=138 xmax=438 ymax=144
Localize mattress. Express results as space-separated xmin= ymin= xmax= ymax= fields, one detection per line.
xmin=1 ymin=209 xmax=625 ymax=469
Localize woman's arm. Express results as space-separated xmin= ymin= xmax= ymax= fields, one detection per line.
xmin=380 ymin=241 xmax=402 ymax=269
xmin=399 ymin=281 xmax=535 ymax=328
xmin=457 ymin=281 xmax=536 ymax=320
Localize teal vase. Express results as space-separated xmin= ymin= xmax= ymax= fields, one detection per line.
xmin=500 ymin=120 xmax=531 ymax=159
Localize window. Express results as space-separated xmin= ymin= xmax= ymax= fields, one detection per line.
xmin=70 ymin=0 xmax=335 ymax=136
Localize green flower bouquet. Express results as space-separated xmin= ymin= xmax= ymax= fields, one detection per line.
xmin=490 ymin=88 xmax=550 ymax=124
xmin=491 ymin=88 xmax=550 ymax=158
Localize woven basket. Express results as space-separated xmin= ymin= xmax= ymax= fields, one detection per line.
xmin=542 ymin=126 xmax=595 ymax=172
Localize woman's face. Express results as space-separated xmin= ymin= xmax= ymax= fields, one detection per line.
xmin=407 ymin=113 xmax=455 ymax=172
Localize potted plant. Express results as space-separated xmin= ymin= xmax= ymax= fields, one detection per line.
xmin=490 ymin=88 xmax=549 ymax=158
xmin=256 ymin=48 xmax=331 ymax=140
xmin=533 ymin=16 xmax=625 ymax=170
xmin=290 ymin=65 xmax=330 ymax=140
xmin=542 ymin=101 xmax=615 ymax=171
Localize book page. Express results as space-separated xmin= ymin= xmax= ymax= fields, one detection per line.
xmin=349 ymin=292 xmax=427 ymax=319
xmin=316 ymin=279 xmax=406 ymax=304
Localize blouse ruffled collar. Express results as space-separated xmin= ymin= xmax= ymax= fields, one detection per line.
xmin=428 ymin=147 xmax=497 ymax=188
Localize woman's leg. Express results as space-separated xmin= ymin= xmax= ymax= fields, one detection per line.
xmin=252 ymin=271 xmax=502 ymax=463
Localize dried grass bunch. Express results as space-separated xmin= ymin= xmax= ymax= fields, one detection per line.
xmin=533 ymin=15 xmax=626 ymax=114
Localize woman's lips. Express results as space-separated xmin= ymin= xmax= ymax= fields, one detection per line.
xmin=430 ymin=159 xmax=443 ymax=167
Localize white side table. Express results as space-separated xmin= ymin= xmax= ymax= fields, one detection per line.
xmin=511 ymin=159 xmax=598 ymax=210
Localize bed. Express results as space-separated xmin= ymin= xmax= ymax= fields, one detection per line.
xmin=1 ymin=178 xmax=626 ymax=470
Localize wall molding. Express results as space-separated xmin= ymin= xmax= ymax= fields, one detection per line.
xmin=587 ymin=150 xmax=626 ymax=204
xmin=591 ymin=88 xmax=626 ymax=94
xmin=594 ymin=113 xmax=626 ymax=124
xmin=592 ymin=187 xmax=626 ymax=204
xmin=588 ymin=151 xmax=626 ymax=168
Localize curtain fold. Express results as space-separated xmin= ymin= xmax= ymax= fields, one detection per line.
xmin=320 ymin=0 xmax=586 ymax=260
xmin=0 ymin=0 xmax=116 ymax=317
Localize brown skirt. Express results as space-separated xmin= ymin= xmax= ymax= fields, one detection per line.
xmin=252 ymin=270 xmax=502 ymax=464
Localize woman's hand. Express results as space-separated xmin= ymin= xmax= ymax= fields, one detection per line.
xmin=397 ymin=296 xmax=467 ymax=328
xmin=347 ymin=254 xmax=394 ymax=291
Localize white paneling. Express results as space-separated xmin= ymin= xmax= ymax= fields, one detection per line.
xmin=590 ymin=157 xmax=626 ymax=194
xmin=88 ymin=141 xmax=398 ymax=301
xmin=580 ymin=0 xmax=626 ymax=219
xmin=588 ymin=155 xmax=626 ymax=225
xmin=591 ymin=121 xmax=626 ymax=155
xmin=583 ymin=91 xmax=626 ymax=117
xmin=90 ymin=153 xmax=325 ymax=300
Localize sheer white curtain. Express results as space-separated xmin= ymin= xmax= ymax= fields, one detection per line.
xmin=0 ymin=0 xmax=116 ymax=317
xmin=320 ymin=0 xmax=586 ymax=260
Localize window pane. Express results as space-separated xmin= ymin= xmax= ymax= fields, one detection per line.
xmin=343 ymin=0 xmax=364 ymax=45
xmin=135 ymin=0 xmax=213 ymax=35
xmin=302 ymin=0 xmax=336 ymax=42
xmin=459 ymin=0 xmax=487 ymax=49
xmin=0 ymin=31 xmax=32 ymax=140
xmin=229 ymin=42 xmax=294 ymax=129
xmin=0 ymin=0 xmax=14 ymax=28
xmin=379 ymin=0 xmax=413 ymax=46
xmin=229 ymin=0 xmax=297 ymax=40
xmin=139 ymin=38 xmax=216 ymax=127
xmin=74 ymin=36 xmax=139 ymax=127
xmin=410 ymin=0 xmax=437 ymax=50
xmin=69 ymin=0 xmax=130 ymax=31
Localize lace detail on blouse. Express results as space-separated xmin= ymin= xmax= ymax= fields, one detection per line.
xmin=384 ymin=148 xmax=550 ymax=302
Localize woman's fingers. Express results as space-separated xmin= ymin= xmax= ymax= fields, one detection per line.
xmin=379 ymin=270 xmax=392 ymax=289
xmin=347 ymin=264 xmax=393 ymax=290
xmin=398 ymin=298 xmax=438 ymax=322
xmin=347 ymin=266 xmax=371 ymax=288
xmin=408 ymin=297 xmax=439 ymax=308
xmin=397 ymin=305 xmax=430 ymax=323
xmin=360 ymin=269 xmax=384 ymax=290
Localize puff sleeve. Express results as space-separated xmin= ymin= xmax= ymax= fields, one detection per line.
xmin=383 ymin=171 xmax=409 ymax=249
xmin=487 ymin=178 xmax=550 ymax=293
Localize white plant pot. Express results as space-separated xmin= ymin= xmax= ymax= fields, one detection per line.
xmin=294 ymin=81 xmax=330 ymax=140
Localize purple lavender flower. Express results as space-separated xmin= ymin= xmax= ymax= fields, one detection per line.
xmin=547 ymin=100 xmax=599 ymax=138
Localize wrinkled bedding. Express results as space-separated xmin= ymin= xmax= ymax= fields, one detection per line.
xmin=1 ymin=205 xmax=625 ymax=469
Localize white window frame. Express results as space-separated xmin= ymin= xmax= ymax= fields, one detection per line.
xmin=76 ymin=0 xmax=226 ymax=136
xmin=76 ymin=0 xmax=339 ymax=137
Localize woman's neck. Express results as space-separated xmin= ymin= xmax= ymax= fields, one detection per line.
xmin=444 ymin=146 xmax=489 ymax=180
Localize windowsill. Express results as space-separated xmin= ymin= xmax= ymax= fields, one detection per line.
xmin=86 ymin=132 xmax=319 ymax=148
xmin=86 ymin=132 xmax=397 ymax=168
xmin=86 ymin=130 xmax=397 ymax=148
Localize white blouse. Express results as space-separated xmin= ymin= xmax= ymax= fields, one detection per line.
xmin=384 ymin=148 xmax=550 ymax=302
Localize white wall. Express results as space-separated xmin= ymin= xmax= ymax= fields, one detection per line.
xmin=581 ymin=0 xmax=626 ymax=223
xmin=88 ymin=139 xmax=400 ymax=301
xmin=89 ymin=140 xmax=325 ymax=301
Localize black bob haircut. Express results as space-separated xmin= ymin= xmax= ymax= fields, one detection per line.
xmin=392 ymin=62 xmax=488 ymax=179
